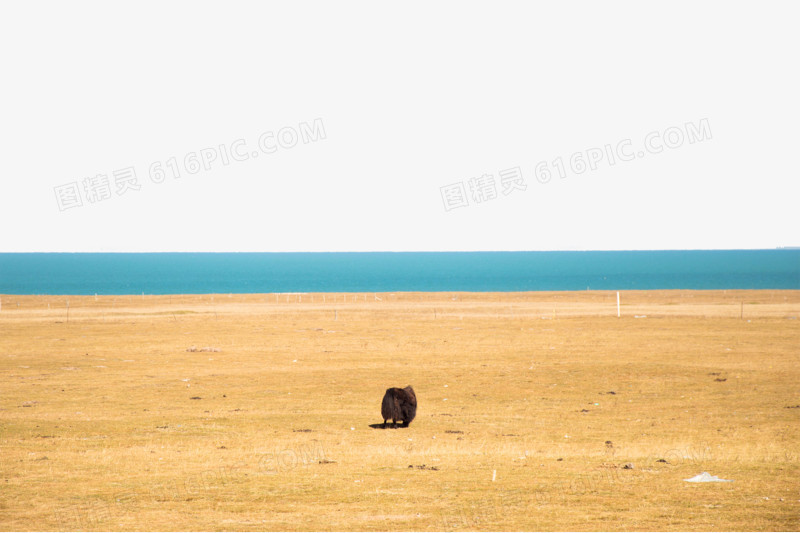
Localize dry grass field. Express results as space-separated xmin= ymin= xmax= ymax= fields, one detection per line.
xmin=1 ymin=290 xmax=799 ymax=531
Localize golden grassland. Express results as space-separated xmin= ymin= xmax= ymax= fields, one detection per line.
xmin=1 ymin=290 xmax=798 ymax=531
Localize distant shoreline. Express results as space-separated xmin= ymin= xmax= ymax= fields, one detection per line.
xmin=3 ymin=288 xmax=799 ymax=298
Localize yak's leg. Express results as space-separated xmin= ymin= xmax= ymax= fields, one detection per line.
xmin=392 ymin=419 xmax=398 ymax=428
xmin=383 ymin=419 xmax=388 ymax=429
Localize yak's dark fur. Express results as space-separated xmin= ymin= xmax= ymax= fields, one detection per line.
xmin=381 ymin=386 xmax=417 ymax=428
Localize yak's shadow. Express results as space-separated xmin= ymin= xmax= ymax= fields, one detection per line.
xmin=368 ymin=423 xmax=409 ymax=429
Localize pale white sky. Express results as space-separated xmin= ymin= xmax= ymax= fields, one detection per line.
xmin=1 ymin=1 xmax=798 ymax=252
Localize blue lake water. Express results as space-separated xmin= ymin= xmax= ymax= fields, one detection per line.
xmin=0 ymin=250 xmax=797 ymax=295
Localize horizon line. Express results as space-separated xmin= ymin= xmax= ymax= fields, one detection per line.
xmin=1 ymin=248 xmax=799 ymax=254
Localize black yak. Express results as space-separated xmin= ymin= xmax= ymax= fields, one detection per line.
xmin=381 ymin=386 xmax=417 ymax=428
